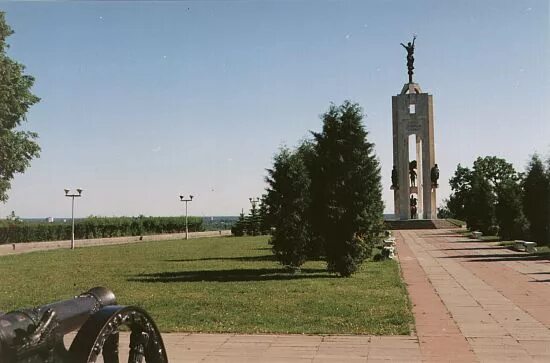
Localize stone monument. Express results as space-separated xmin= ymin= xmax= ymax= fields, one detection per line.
xmin=392 ymin=36 xmax=438 ymax=220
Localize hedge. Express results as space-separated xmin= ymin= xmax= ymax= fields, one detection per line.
xmin=0 ymin=216 xmax=204 ymax=244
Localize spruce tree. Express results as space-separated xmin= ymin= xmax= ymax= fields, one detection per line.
xmin=231 ymin=210 xmax=246 ymax=236
xmin=247 ymin=201 xmax=261 ymax=236
xmin=265 ymin=147 xmax=311 ymax=268
xmin=257 ymin=194 xmax=271 ymax=235
xmin=310 ymin=101 xmax=384 ymax=277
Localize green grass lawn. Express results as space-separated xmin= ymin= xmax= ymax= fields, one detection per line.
xmin=0 ymin=236 xmax=413 ymax=335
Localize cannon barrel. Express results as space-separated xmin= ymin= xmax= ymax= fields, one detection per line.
xmin=0 ymin=287 xmax=116 ymax=359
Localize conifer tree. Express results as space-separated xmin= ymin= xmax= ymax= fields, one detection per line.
xmin=231 ymin=210 xmax=246 ymax=236
xmin=247 ymin=201 xmax=261 ymax=236
xmin=258 ymin=194 xmax=271 ymax=235
xmin=265 ymin=147 xmax=311 ymax=268
xmin=310 ymin=101 xmax=384 ymax=277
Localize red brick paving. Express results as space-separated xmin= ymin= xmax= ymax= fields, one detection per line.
xmin=397 ymin=231 xmax=478 ymax=362
xmin=398 ymin=229 xmax=550 ymax=362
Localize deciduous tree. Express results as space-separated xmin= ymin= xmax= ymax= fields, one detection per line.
xmin=495 ymin=179 xmax=527 ymax=240
xmin=0 ymin=12 xmax=40 ymax=202
xmin=523 ymin=155 xmax=550 ymax=244
xmin=464 ymin=172 xmax=495 ymax=234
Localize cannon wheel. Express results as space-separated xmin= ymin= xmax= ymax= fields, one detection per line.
xmin=68 ymin=305 xmax=168 ymax=363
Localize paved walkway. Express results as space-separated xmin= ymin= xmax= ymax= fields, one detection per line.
xmin=94 ymin=333 xmax=421 ymax=363
xmin=397 ymin=229 xmax=550 ymax=362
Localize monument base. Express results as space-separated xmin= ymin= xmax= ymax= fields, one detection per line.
xmin=384 ymin=219 xmax=458 ymax=230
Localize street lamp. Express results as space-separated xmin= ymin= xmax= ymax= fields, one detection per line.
xmin=179 ymin=194 xmax=194 ymax=240
xmin=249 ymin=197 xmax=260 ymax=236
xmin=249 ymin=197 xmax=260 ymax=208
xmin=64 ymin=188 xmax=83 ymax=250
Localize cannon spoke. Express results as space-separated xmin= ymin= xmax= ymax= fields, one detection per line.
xmin=68 ymin=306 xmax=168 ymax=363
xmin=128 ymin=330 xmax=148 ymax=363
xmin=102 ymin=331 xmax=120 ymax=363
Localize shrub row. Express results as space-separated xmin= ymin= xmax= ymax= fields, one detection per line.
xmin=0 ymin=216 xmax=204 ymax=244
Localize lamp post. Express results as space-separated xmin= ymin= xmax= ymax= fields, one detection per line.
xmin=179 ymin=194 xmax=194 ymax=240
xmin=249 ymin=197 xmax=260 ymax=236
xmin=64 ymin=188 xmax=83 ymax=250
xmin=249 ymin=197 xmax=260 ymax=208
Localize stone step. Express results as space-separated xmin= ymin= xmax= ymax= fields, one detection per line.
xmin=385 ymin=219 xmax=457 ymax=230
xmin=432 ymin=219 xmax=459 ymax=229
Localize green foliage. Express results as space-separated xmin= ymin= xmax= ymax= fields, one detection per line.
xmin=464 ymin=172 xmax=496 ymax=234
xmin=523 ymin=155 xmax=550 ymax=244
xmin=310 ymin=101 xmax=384 ymax=277
xmin=0 ymin=216 xmax=204 ymax=244
xmin=472 ymin=156 xmax=519 ymax=188
xmin=495 ymin=179 xmax=528 ymax=240
xmin=265 ymin=147 xmax=311 ymax=268
xmin=245 ymin=202 xmax=261 ymax=236
xmin=257 ymin=194 xmax=271 ymax=235
xmin=436 ymin=203 xmax=452 ymax=219
xmin=447 ymin=164 xmax=472 ymax=220
xmin=0 ymin=12 xmax=41 ymax=203
xmin=231 ymin=211 xmax=246 ymax=237
xmin=448 ymin=156 xmax=520 ymax=233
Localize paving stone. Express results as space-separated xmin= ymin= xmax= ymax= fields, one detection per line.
xmin=398 ymin=228 xmax=550 ymax=362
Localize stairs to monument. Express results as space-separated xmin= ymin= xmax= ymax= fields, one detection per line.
xmin=432 ymin=219 xmax=461 ymax=229
xmin=385 ymin=219 xmax=459 ymax=230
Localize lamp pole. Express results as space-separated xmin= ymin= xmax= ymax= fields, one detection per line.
xmin=179 ymin=194 xmax=194 ymax=240
xmin=249 ymin=197 xmax=260 ymax=236
xmin=64 ymin=188 xmax=83 ymax=250
xmin=249 ymin=197 xmax=260 ymax=208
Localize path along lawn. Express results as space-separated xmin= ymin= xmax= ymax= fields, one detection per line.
xmin=0 ymin=236 xmax=413 ymax=335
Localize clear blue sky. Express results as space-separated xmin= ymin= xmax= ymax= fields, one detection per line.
xmin=1 ymin=1 xmax=549 ymax=218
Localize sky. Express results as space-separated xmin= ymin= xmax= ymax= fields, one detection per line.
xmin=1 ymin=0 xmax=549 ymax=218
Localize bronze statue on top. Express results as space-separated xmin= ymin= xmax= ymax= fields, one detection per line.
xmin=400 ymin=35 xmax=416 ymax=83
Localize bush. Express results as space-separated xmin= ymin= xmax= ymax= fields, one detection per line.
xmin=0 ymin=216 xmax=204 ymax=244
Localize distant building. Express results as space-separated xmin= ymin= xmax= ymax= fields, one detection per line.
xmin=46 ymin=217 xmax=55 ymax=223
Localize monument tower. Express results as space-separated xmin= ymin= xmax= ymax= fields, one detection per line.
xmin=390 ymin=36 xmax=439 ymax=220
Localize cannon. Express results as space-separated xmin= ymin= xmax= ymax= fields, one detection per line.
xmin=0 ymin=287 xmax=168 ymax=363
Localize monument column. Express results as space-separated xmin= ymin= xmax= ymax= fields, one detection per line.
xmin=391 ymin=37 xmax=438 ymax=220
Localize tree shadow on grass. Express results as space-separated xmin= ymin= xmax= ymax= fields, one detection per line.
xmin=165 ymin=255 xmax=277 ymax=263
xmin=129 ymin=268 xmax=335 ymax=283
